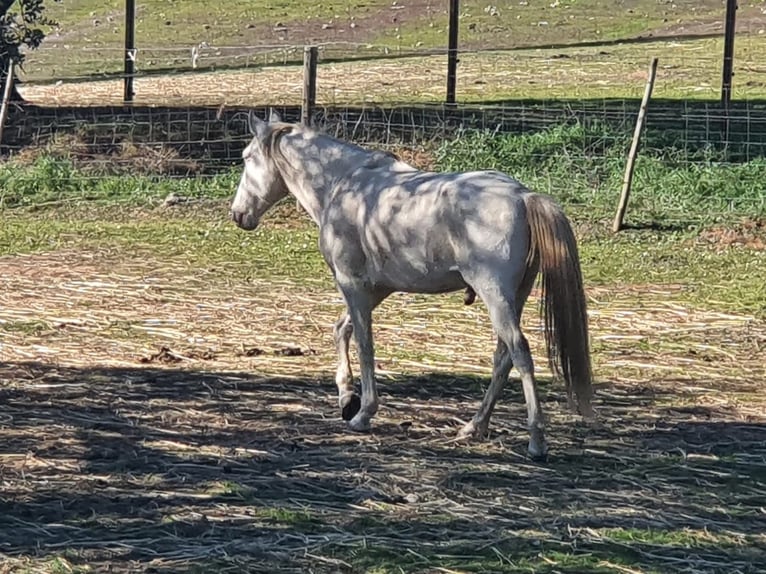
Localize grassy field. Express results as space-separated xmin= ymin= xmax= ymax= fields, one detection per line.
xmin=18 ymin=34 xmax=766 ymax=105
xmin=1 ymin=127 xmax=765 ymax=572
xmin=2 ymin=2 xmax=766 ymax=571
xmin=33 ymin=0 xmax=764 ymax=59
xmin=15 ymin=0 xmax=766 ymax=103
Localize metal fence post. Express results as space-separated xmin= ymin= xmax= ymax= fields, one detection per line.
xmin=302 ymin=46 xmax=318 ymax=126
xmin=124 ymin=0 xmax=136 ymax=105
xmin=446 ymin=0 xmax=459 ymax=105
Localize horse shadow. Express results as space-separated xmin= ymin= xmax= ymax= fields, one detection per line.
xmin=1 ymin=361 xmax=764 ymax=572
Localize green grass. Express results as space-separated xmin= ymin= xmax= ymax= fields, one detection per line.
xmin=25 ymin=0 xmax=393 ymax=79
xmin=0 ymin=319 xmax=50 ymax=334
xmin=379 ymin=0 xmax=728 ymax=50
xmin=4 ymin=121 xmax=764 ymax=220
xmin=204 ymin=481 xmax=323 ymax=525
xmin=5 ymin=556 xmax=92 ymax=574
xmin=37 ymin=0 xmax=391 ymax=55
xmin=1 ymin=208 xmax=764 ymax=321
xmin=435 ymin=123 xmax=766 ymax=221
xmin=598 ymin=526 xmax=739 ymax=547
xmin=37 ymin=0 xmax=732 ymax=53
xmin=36 ymin=0 xmax=744 ymax=62
xmin=0 ymin=206 xmax=329 ymax=283
xmin=1 ymin=121 xmax=764 ymax=319
xmin=0 ymin=156 xmax=241 ymax=209
xmin=344 ymin=545 xmax=630 ymax=574
xmin=580 ymin=233 xmax=766 ymax=316
xmin=336 ymin=527 xmax=760 ymax=574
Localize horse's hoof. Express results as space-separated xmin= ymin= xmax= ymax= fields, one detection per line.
xmin=340 ymin=393 xmax=361 ymax=421
xmin=527 ymin=444 xmax=549 ymax=463
xmin=457 ymin=420 xmax=488 ymax=441
xmin=463 ymin=287 xmax=477 ymax=305
xmin=348 ymin=413 xmax=372 ymax=433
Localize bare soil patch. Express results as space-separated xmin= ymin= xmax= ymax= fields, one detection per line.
xmin=697 ymin=218 xmax=766 ymax=251
xmin=1 ymin=247 xmax=765 ymax=572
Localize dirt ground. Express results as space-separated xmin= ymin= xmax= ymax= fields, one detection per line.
xmin=1 ymin=242 xmax=765 ymax=572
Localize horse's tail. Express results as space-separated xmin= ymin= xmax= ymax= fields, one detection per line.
xmin=524 ymin=193 xmax=594 ymax=417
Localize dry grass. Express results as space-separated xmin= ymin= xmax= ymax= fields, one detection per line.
xmin=2 ymin=249 xmax=762 ymax=387
xmin=1 ymin=244 xmax=765 ymax=572
xmin=18 ymin=35 xmax=766 ymax=107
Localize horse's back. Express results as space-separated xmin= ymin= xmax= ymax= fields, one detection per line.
xmin=332 ymin=163 xmax=533 ymax=245
xmin=321 ymin=163 xmax=534 ymax=291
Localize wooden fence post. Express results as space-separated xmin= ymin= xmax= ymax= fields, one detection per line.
xmin=302 ymin=46 xmax=318 ymax=126
xmin=612 ymin=57 xmax=659 ymax=233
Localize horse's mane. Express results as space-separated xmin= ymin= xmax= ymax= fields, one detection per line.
xmin=263 ymin=122 xmax=403 ymax=174
xmin=361 ymin=149 xmax=400 ymax=169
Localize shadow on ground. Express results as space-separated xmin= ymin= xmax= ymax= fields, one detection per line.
xmin=1 ymin=361 xmax=764 ymax=573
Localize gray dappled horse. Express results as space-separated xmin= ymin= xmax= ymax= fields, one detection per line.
xmin=230 ymin=110 xmax=594 ymax=460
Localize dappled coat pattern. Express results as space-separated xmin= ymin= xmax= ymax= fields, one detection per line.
xmin=229 ymin=110 xmax=594 ymax=460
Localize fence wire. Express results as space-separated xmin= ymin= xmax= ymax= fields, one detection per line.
xmin=4 ymin=10 xmax=766 ymax=222
xmin=17 ymin=33 xmax=766 ymax=106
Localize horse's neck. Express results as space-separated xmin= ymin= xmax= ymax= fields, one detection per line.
xmin=279 ymin=133 xmax=368 ymax=224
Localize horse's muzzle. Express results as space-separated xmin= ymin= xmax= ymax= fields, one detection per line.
xmin=230 ymin=210 xmax=258 ymax=231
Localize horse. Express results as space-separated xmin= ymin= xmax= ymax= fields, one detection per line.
xmin=229 ymin=110 xmax=594 ymax=460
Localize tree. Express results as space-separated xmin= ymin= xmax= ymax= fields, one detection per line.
xmin=0 ymin=0 xmax=55 ymax=101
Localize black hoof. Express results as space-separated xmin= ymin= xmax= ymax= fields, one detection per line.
xmin=527 ymin=450 xmax=549 ymax=463
xmin=341 ymin=393 xmax=361 ymax=421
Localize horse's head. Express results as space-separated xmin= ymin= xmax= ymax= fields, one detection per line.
xmin=230 ymin=110 xmax=290 ymax=231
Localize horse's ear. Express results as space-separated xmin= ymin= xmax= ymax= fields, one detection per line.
xmin=248 ymin=110 xmax=266 ymax=136
xmin=268 ymin=108 xmax=282 ymax=124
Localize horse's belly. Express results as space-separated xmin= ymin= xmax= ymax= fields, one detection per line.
xmin=378 ymin=267 xmax=467 ymax=294
xmin=362 ymin=221 xmax=465 ymax=293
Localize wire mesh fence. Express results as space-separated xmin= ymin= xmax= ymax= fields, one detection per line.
xmin=4 ymin=1 xmax=766 ymax=223
xmin=3 ymin=95 xmax=764 ymax=223
xmin=16 ymin=34 xmax=766 ymax=107
xmin=24 ymin=1 xmax=766 ymax=80
xmin=11 ymin=40 xmax=766 ymax=155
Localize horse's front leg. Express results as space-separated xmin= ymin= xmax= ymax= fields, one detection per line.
xmin=333 ymin=312 xmax=360 ymax=421
xmin=336 ymin=283 xmax=389 ymax=432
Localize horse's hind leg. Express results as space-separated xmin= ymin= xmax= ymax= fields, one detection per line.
xmin=459 ymin=263 xmax=538 ymax=438
xmin=491 ymin=296 xmax=547 ymax=460
xmin=333 ymin=312 xmax=359 ymax=421
xmin=461 ymin=275 xmax=547 ymax=460
xmin=457 ymin=336 xmax=512 ymax=439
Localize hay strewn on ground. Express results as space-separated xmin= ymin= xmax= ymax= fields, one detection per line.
xmin=1 ymin=246 xmax=765 ymax=572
